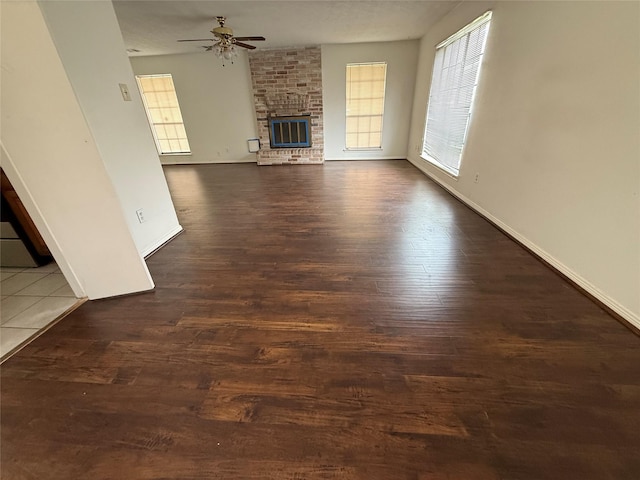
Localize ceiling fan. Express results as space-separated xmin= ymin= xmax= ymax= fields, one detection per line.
xmin=177 ymin=16 xmax=265 ymax=51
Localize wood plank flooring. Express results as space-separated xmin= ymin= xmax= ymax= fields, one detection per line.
xmin=1 ymin=160 xmax=639 ymax=479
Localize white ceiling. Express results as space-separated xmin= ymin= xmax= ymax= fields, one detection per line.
xmin=112 ymin=0 xmax=462 ymax=56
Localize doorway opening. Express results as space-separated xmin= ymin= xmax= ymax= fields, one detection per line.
xmin=0 ymin=169 xmax=82 ymax=361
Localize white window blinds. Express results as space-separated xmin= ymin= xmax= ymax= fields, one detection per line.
xmin=422 ymin=12 xmax=492 ymax=175
xmin=346 ymin=63 xmax=387 ymax=149
xmin=136 ymin=74 xmax=191 ymax=155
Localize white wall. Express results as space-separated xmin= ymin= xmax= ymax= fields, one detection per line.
xmin=407 ymin=1 xmax=640 ymax=326
xmin=1 ymin=0 xmax=154 ymax=299
xmin=130 ymin=52 xmax=258 ymax=165
xmin=322 ymin=41 xmax=419 ymax=160
xmin=131 ymin=41 xmax=419 ymax=165
xmin=38 ymin=0 xmax=182 ymax=257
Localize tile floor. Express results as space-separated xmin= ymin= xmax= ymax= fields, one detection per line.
xmin=1 ymin=262 xmax=81 ymax=360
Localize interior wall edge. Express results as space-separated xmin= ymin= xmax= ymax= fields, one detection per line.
xmin=0 ymin=143 xmax=85 ymax=298
xmin=406 ymin=156 xmax=640 ymax=331
xmin=2 ymin=0 xmax=156 ymax=300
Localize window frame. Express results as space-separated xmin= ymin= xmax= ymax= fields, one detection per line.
xmin=345 ymin=62 xmax=388 ymax=151
xmin=135 ymin=74 xmax=191 ymax=156
xmin=421 ymin=11 xmax=492 ymax=177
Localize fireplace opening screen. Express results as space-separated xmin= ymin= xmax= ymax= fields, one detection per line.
xmin=269 ymin=116 xmax=312 ymax=148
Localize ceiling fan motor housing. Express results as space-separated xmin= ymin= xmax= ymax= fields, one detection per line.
xmin=212 ymin=16 xmax=232 ymax=38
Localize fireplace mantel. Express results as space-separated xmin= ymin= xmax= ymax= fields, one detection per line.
xmin=264 ymin=92 xmax=309 ymax=117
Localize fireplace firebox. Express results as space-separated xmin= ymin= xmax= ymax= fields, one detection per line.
xmin=268 ymin=115 xmax=312 ymax=148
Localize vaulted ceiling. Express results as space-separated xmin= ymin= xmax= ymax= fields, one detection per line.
xmin=113 ymin=0 xmax=461 ymax=56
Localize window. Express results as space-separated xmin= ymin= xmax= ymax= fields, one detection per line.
xmin=346 ymin=62 xmax=387 ymax=149
xmin=422 ymin=11 xmax=492 ymax=175
xmin=136 ymin=74 xmax=191 ymax=155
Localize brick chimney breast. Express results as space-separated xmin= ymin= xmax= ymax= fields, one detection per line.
xmin=248 ymin=47 xmax=324 ymax=165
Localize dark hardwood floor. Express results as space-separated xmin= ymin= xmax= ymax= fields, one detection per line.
xmin=1 ymin=160 xmax=638 ymax=479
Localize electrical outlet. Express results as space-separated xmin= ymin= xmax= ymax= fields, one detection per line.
xmin=474 ymin=173 xmax=480 ymax=184
xmin=119 ymin=83 xmax=132 ymax=101
xmin=136 ymin=208 xmax=145 ymax=223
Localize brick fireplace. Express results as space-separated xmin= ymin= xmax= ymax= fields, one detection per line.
xmin=248 ymin=47 xmax=324 ymax=165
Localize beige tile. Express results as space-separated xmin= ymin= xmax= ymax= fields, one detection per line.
xmin=0 ymin=327 xmax=39 ymax=358
xmin=1 ymin=272 xmax=48 ymax=296
xmin=1 ymin=295 xmax=44 ymax=324
xmin=1 ymin=271 xmax=18 ymax=281
xmin=3 ymin=296 xmax=78 ymax=329
xmin=50 ymin=283 xmax=76 ymax=298
xmin=34 ymin=262 xmax=60 ymax=273
xmin=0 ymin=267 xmax=26 ymax=273
xmin=15 ymin=273 xmax=68 ymax=296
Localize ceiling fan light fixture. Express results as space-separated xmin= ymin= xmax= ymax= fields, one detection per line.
xmin=213 ymin=43 xmax=237 ymax=65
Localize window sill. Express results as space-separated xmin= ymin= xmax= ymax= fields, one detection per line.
xmin=343 ymin=147 xmax=383 ymax=152
xmin=160 ymin=152 xmax=192 ymax=156
xmin=419 ymin=154 xmax=460 ymax=180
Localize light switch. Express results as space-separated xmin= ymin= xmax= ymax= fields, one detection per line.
xmin=119 ymin=83 xmax=132 ymax=101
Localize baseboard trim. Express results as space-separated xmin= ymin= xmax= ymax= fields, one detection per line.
xmin=406 ymin=157 xmax=640 ymax=334
xmin=325 ymin=157 xmax=406 ymax=161
xmin=141 ymin=225 xmax=184 ymax=259
xmin=161 ymin=159 xmax=257 ymax=166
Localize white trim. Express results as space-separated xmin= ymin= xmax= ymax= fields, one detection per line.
xmin=325 ymin=157 xmax=404 ymax=161
xmin=345 ymin=62 xmax=388 ymax=67
xmin=140 ymin=224 xmax=183 ymax=258
xmin=160 ymin=158 xmax=257 ymax=165
xmin=343 ymin=147 xmax=384 ymax=152
xmin=407 ymin=156 xmax=640 ymax=330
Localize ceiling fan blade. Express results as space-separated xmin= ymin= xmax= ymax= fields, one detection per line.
xmin=177 ymin=38 xmax=214 ymax=42
xmin=234 ymin=36 xmax=265 ymax=42
xmin=203 ymin=45 xmax=214 ymax=51
xmin=234 ymin=41 xmax=256 ymax=50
